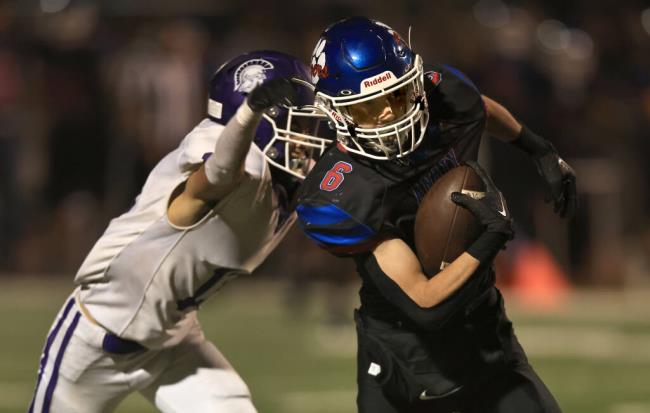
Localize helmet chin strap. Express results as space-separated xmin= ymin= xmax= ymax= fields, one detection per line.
xmin=367 ymin=141 xmax=395 ymax=158
xmin=346 ymin=122 xmax=358 ymax=138
xmin=414 ymin=94 xmax=424 ymax=107
xmin=340 ymin=115 xmax=417 ymax=159
xmin=344 ymin=120 xmax=395 ymax=157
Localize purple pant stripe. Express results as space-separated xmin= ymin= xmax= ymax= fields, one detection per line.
xmin=41 ymin=311 xmax=81 ymax=413
xmin=27 ymin=297 xmax=75 ymax=413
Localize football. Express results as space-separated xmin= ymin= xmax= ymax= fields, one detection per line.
xmin=414 ymin=165 xmax=486 ymax=276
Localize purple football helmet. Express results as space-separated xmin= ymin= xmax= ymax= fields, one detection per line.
xmin=207 ymin=50 xmax=330 ymax=179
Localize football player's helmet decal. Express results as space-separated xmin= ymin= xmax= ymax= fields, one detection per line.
xmin=233 ymin=58 xmax=274 ymax=93
xmin=311 ymin=38 xmax=328 ymax=84
xmin=309 ymin=17 xmax=429 ymax=160
xmin=208 ymin=50 xmax=330 ymax=179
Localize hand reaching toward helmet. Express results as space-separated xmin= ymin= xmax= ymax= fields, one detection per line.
xmin=247 ymin=77 xmax=299 ymax=112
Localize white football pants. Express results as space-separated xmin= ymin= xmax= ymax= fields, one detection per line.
xmin=28 ymin=295 xmax=257 ymax=413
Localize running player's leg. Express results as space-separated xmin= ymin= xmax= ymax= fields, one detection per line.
xmin=486 ymin=363 xmax=562 ymax=413
xmin=356 ymin=339 xmax=402 ymax=413
xmin=475 ymin=362 xmax=562 ymax=413
xmin=140 ymin=324 xmax=256 ymax=413
xmin=28 ymin=297 xmax=133 ymax=413
xmin=357 ymin=351 xmax=468 ymax=413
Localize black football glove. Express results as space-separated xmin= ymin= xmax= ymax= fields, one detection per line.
xmin=514 ymin=126 xmax=578 ymax=219
xmin=451 ymin=161 xmax=514 ymax=263
xmin=246 ymin=77 xmax=299 ymax=112
xmin=534 ymin=152 xmax=577 ymax=219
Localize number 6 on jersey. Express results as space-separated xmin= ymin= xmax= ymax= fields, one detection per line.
xmin=320 ymin=161 xmax=353 ymax=191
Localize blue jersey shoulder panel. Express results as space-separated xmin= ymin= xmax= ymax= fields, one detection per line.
xmin=441 ymin=64 xmax=480 ymax=92
xmin=296 ymin=203 xmax=376 ymax=247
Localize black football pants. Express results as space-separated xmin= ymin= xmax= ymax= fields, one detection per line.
xmin=356 ymin=346 xmax=562 ymax=413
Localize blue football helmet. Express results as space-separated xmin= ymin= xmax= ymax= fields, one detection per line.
xmin=310 ymin=17 xmax=429 ymax=160
xmin=208 ymin=50 xmax=330 ymax=179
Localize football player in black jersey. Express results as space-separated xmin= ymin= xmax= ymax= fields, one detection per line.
xmin=295 ymin=17 xmax=576 ymax=413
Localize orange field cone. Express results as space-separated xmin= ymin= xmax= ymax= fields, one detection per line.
xmin=509 ymin=241 xmax=571 ymax=310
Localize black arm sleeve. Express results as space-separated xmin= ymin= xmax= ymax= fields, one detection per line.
xmin=356 ymin=253 xmax=489 ymax=331
xmin=511 ymin=124 xmax=556 ymax=157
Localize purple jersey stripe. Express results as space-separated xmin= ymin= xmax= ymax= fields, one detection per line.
xmin=41 ymin=311 xmax=81 ymax=413
xmin=28 ymin=297 xmax=75 ymax=413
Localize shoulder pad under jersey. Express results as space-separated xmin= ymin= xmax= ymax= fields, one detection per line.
xmin=296 ymin=146 xmax=386 ymax=255
xmin=176 ymin=119 xmax=225 ymax=171
xmin=423 ymin=64 xmax=485 ymax=121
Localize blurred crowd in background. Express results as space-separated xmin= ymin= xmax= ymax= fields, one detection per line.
xmin=0 ymin=0 xmax=649 ymax=293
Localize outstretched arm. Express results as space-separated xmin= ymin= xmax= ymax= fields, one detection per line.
xmin=482 ymin=95 xmax=522 ymax=141
xmin=482 ymin=94 xmax=577 ymax=219
xmin=168 ymin=78 xmax=298 ymax=227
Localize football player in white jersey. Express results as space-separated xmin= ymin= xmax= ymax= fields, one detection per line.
xmin=28 ymin=50 xmax=330 ymax=413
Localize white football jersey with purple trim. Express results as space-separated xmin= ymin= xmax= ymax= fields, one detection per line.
xmin=74 ymin=119 xmax=294 ymax=349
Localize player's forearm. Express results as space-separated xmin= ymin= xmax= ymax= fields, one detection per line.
xmin=360 ymin=251 xmax=486 ymax=331
xmin=417 ymin=231 xmax=509 ymax=308
xmin=482 ymin=95 xmax=522 ymax=142
xmin=202 ymin=102 xmax=263 ymax=191
xmin=482 ymin=95 xmax=558 ymax=158
xmin=367 ymin=238 xmax=486 ymax=330
xmin=373 ymin=238 xmax=481 ymax=309
xmin=419 ymin=252 xmax=479 ymax=308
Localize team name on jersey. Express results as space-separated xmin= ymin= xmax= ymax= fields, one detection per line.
xmin=410 ymin=149 xmax=459 ymax=203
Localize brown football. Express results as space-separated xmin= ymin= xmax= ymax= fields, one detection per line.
xmin=414 ymin=165 xmax=486 ymax=276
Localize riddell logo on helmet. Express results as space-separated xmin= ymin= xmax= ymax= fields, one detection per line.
xmin=328 ymin=109 xmax=343 ymax=123
xmin=363 ymin=72 xmax=392 ymax=88
xmin=360 ymin=71 xmax=397 ymax=92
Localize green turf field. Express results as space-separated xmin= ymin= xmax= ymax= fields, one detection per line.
xmin=2 ymin=277 xmax=650 ymax=413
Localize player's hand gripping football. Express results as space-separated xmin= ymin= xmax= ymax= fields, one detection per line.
xmin=451 ymin=161 xmax=514 ymax=241
xmin=246 ymin=77 xmax=299 ymax=112
xmin=534 ymin=151 xmax=577 ymax=219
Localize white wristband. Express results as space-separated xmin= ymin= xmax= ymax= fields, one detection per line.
xmin=203 ymin=102 xmax=262 ymax=186
xmin=235 ymin=102 xmax=261 ymax=126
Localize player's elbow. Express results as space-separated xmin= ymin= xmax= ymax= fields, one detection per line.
xmin=403 ymin=304 xmax=449 ymax=331
xmin=409 ymin=283 xmax=444 ymax=309
xmin=190 ymin=166 xmax=245 ymax=202
xmin=205 ymin=166 xmax=245 ymax=190
xmin=415 ymin=296 xmax=441 ymax=309
xmin=414 ymin=293 xmax=446 ymax=310
xmin=481 ymin=94 xmax=500 ymax=121
xmin=405 ymin=285 xmax=455 ymax=330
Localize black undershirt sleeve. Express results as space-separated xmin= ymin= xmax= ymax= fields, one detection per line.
xmin=356 ymin=252 xmax=489 ymax=331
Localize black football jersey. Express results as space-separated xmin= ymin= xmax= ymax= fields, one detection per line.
xmin=296 ymin=64 xmax=486 ymax=256
xmin=296 ymin=64 xmax=490 ymax=319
